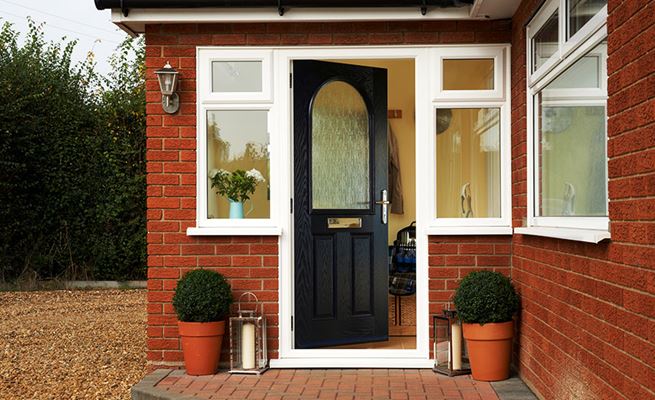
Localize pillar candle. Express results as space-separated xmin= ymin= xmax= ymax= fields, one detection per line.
xmin=241 ymin=322 xmax=256 ymax=369
xmin=451 ymin=320 xmax=462 ymax=370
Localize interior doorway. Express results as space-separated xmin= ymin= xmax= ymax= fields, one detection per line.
xmin=293 ymin=58 xmax=416 ymax=351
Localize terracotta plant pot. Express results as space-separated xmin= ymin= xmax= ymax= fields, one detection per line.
xmin=178 ymin=320 xmax=225 ymax=376
xmin=462 ymin=321 xmax=513 ymax=382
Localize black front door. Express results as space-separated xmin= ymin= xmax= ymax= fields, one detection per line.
xmin=293 ymin=60 xmax=388 ymax=349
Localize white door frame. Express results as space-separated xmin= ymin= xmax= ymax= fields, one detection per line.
xmin=272 ymin=46 xmax=433 ymax=368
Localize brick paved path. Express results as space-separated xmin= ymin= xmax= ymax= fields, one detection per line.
xmin=155 ymin=369 xmax=499 ymax=400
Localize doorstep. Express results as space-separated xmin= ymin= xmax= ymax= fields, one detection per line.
xmin=132 ymin=368 xmax=538 ymax=400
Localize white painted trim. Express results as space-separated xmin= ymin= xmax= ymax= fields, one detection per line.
xmin=187 ymin=226 xmax=282 ymax=236
xmin=425 ymin=226 xmax=513 ymax=235
xmin=514 ymin=227 xmax=610 ymax=243
xmin=270 ymin=358 xmax=434 ymax=369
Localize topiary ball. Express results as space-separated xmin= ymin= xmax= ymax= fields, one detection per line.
xmin=453 ymin=270 xmax=519 ymax=325
xmin=173 ymin=269 xmax=233 ymax=323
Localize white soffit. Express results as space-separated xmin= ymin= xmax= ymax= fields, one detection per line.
xmin=112 ymin=1 xmax=518 ymax=35
xmin=470 ymin=0 xmax=521 ymax=19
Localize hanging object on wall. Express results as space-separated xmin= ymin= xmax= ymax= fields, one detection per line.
xmin=436 ymin=108 xmax=452 ymax=135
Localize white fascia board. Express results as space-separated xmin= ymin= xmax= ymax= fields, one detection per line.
xmin=111 ymin=7 xmax=479 ymax=34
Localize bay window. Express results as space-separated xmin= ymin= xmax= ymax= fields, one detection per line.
xmin=518 ymin=0 xmax=609 ymax=242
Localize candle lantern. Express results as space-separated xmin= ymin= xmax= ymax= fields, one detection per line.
xmin=433 ymin=309 xmax=470 ymax=376
xmin=229 ymin=292 xmax=269 ymax=375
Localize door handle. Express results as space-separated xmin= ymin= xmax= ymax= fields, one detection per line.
xmin=375 ymin=189 xmax=390 ymax=224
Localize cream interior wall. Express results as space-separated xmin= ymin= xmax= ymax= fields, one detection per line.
xmin=333 ymin=59 xmax=416 ymax=245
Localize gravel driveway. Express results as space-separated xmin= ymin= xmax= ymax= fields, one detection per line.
xmin=0 ymin=289 xmax=146 ymax=399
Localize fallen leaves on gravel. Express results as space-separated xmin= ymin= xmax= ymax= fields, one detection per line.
xmin=0 ymin=289 xmax=146 ymax=399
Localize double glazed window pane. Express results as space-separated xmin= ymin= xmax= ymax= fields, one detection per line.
xmin=536 ymin=42 xmax=607 ymax=217
xmin=568 ymin=0 xmax=607 ymax=38
xmin=207 ymin=110 xmax=270 ymax=218
xmin=212 ymin=61 xmax=262 ymax=92
xmin=436 ymin=108 xmax=501 ymax=218
xmin=532 ymin=11 xmax=559 ymax=72
xmin=443 ymin=59 xmax=494 ymax=90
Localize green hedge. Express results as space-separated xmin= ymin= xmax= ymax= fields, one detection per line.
xmin=0 ymin=21 xmax=146 ymax=281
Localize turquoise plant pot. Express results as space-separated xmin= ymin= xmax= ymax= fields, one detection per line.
xmin=229 ymin=200 xmax=244 ymax=219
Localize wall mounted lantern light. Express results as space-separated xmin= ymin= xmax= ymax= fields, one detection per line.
xmin=155 ymin=62 xmax=179 ymax=114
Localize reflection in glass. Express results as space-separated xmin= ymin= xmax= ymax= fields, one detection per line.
xmin=532 ymin=11 xmax=559 ymax=72
xmin=212 ymin=61 xmax=262 ymax=92
xmin=537 ymin=41 xmax=607 ymax=217
xmin=568 ymin=0 xmax=606 ymax=38
xmin=443 ymin=59 xmax=494 ymax=90
xmin=436 ymin=108 xmax=501 ymax=218
xmin=207 ymin=110 xmax=270 ymax=218
xmin=311 ymin=81 xmax=370 ymax=210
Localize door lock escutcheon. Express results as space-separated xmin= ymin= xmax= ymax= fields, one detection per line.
xmin=375 ymin=189 xmax=390 ymax=225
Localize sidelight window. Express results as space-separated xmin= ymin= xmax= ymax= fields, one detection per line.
xmin=428 ymin=46 xmax=511 ymax=233
xmin=191 ymin=49 xmax=279 ymax=235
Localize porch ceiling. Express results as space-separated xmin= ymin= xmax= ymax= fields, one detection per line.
xmin=102 ymin=0 xmax=519 ymax=36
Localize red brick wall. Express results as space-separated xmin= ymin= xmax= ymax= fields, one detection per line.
xmin=511 ymin=1 xmax=655 ymax=399
xmin=145 ymin=20 xmax=512 ymax=369
xmin=428 ymin=236 xmax=512 ymax=311
xmin=428 ymin=235 xmax=512 ymax=357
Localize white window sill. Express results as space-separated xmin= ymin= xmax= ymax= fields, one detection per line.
xmin=187 ymin=226 xmax=282 ymax=236
xmin=425 ymin=226 xmax=513 ymax=235
xmin=513 ymin=227 xmax=610 ymax=243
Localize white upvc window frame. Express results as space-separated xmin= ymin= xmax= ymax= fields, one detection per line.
xmin=432 ymin=47 xmax=506 ymax=101
xmin=427 ymin=45 xmax=513 ymax=235
xmin=527 ymin=0 xmax=608 ymax=86
xmin=189 ymin=48 xmax=281 ymax=236
xmin=199 ymin=50 xmax=273 ymax=103
xmin=519 ymin=0 xmax=610 ymax=243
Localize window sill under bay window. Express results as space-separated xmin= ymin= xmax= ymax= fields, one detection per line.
xmin=513 ymin=226 xmax=610 ymax=243
xmin=187 ymin=226 xmax=282 ymax=236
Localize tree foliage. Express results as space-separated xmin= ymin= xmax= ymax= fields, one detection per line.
xmin=0 ymin=21 xmax=146 ymax=281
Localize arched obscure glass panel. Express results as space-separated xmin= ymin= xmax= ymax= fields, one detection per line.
xmin=311 ymin=81 xmax=370 ymax=210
